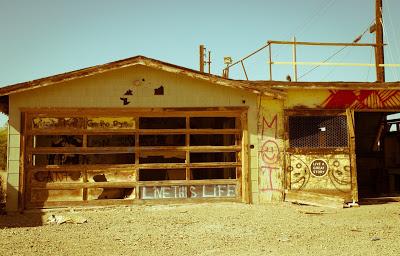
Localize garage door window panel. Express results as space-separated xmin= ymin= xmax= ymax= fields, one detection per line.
xmin=24 ymin=110 xmax=245 ymax=206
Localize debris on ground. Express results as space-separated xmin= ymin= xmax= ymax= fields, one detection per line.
xmin=350 ymin=227 xmax=362 ymax=232
xmin=297 ymin=209 xmax=335 ymax=215
xmin=47 ymin=214 xmax=87 ymax=225
xmin=0 ymin=203 xmax=399 ymax=255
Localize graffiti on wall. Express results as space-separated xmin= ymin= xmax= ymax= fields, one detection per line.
xmin=87 ymin=117 xmax=135 ymax=129
xmin=140 ymin=184 xmax=236 ymax=199
xmin=32 ymin=117 xmax=84 ymax=129
xmin=258 ymin=112 xmax=283 ymax=194
xmin=287 ymin=155 xmax=310 ymax=190
xmin=328 ymin=159 xmax=352 ymax=192
xmin=287 ymin=155 xmax=351 ymax=193
xmin=322 ymin=90 xmax=400 ymax=109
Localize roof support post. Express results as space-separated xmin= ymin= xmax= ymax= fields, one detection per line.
xmin=268 ymin=43 xmax=273 ymax=81
xmin=292 ymin=36 xmax=298 ymax=81
xmin=375 ymin=0 xmax=385 ymax=82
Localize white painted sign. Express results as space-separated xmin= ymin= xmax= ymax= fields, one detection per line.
xmin=140 ymin=184 xmax=237 ymax=199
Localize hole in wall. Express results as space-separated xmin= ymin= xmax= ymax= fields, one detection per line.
xmin=124 ymin=89 xmax=133 ymax=96
xmin=92 ymin=174 xmax=134 ymax=199
xmin=120 ymin=97 xmax=130 ymax=105
xmin=154 ymin=86 xmax=164 ymax=95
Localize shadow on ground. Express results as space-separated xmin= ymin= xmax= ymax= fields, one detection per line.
xmin=0 ymin=183 xmax=44 ymax=228
xmin=359 ymin=196 xmax=400 ymax=205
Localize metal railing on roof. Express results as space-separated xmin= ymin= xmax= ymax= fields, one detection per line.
xmin=222 ymin=39 xmax=399 ymax=81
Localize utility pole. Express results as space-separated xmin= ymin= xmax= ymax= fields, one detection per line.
xmin=199 ymin=45 xmax=212 ymax=74
xmin=199 ymin=45 xmax=205 ymax=72
xmin=375 ymin=0 xmax=385 ymax=82
xmin=207 ymin=51 xmax=211 ymax=74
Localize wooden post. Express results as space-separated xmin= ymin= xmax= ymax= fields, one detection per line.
xmin=241 ymin=111 xmax=250 ymax=203
xmin=185 ymin=114 xmax=190 ymax=181
xmin=199 ymin=45 xmax=205 ymax=73
xmin=268 ymin=43 xmax=273 ymax=81
xmin=82 ymin=119 xmax=88 ymax=201
xmin=19 ymin=113 xmax=27 ymax=212
xmin=241 ymin=61 xmax=249 ymax=81
xmin=346 ymin=109 xmax=359 ymax=202
xmin=375 ymin=0 xmax=385 ymax=82
xmin=135 ymin=116 xmax=140 ymax=200
xmin=292 ymin=36 xmax=298 ymax=81
xmin=223 ymin=68 xmax=229 ymax=79
xmin=208 ymin=51 xmax=211 ymax=74
xmin=283 ymin=111 xmax=290 ymax=194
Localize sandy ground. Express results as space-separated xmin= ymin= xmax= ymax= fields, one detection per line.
xmin=0 ymin=201 xmax=400 ymax=256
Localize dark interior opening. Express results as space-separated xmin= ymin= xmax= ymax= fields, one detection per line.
xmin=86 ymin=154 xmax=135 ymax=164
xmin=190 ymin=152 xmax=236 ymax=163
xmin=33 ymin=153 xmax=135 ymax=166
xmin=139 ymin=169 xmax=186 ymax=181
xmin=190 ymin=134 xmax=236 ymax=146
xmin=87 ymin=135 xmax=134 ymax=147
xmin=139 ymin=117 xmax=185 ymax=129
xmin=191 ymin=168 xmax=236 ymax=180
xmin=355 ymin=112 xmax=400 ymax=199
xmin=190 ymin=117 xmax=236 ymax=129
xmin=139 ymin=152 xmax=186 ymax=163
xmin=34 ymin=135 xmax=83 ymax=147
xmin=139 ymin=135 xmax=185 ymax=146
xmin=288 ymin=115 xmax=348 ymax=148
xmin=137 ymin=116 xmax=240 ymax=181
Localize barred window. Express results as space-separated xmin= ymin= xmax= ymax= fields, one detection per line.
xmin=288 ymin=115 xmax=348 ymax=148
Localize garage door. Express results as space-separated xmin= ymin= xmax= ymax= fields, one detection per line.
xmin=23 ymin=108 xmax=246 ymax=208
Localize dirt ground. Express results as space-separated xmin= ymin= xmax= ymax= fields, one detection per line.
xmin=0 ymin=201 xmax=400 ymax=256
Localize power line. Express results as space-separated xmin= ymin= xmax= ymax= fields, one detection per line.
xmin=365 ymin=46 xmax=374 ymax=81
xmin=298 ymin=45 xmax=348 ymax=80
xmin=385 ymin=2 xmax=400 ymax=64
xmin=295 ymin=0 xmax=336 ymax=38
xmin=321 ymin=47 xmax=352 ymax=81
xmin=321 ymin=22 xmax=375 ymax=81
xmin=298 ymin=21 xmax=375 ymax=80
xmin=383 ymin=2 xmax=400 ymax=80
xmin=273 ymin=0 xmax=336 ymax=59
xmin=381 ymin=18 xmax=400 ymax=81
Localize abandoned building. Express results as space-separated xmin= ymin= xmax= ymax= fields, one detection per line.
xmin=1 ymin=54 xmax=400 ymax=211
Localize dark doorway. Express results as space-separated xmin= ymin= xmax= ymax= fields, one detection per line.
xmin=355 ymin=112 xmax=400 ymax=199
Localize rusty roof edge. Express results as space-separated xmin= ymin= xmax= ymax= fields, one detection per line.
xmin=138 ymin=58 xmax=286 ymax=99
xmin=243 ymin=80 xmax=400 ymax=90
xmin=0 ymin=55 xmax=286 ymax=99
xmin=0 ymin=56 xmax=142 ymax=96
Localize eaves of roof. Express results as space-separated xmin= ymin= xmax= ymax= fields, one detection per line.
xmin=0 ymin=56 xmax=286 ymax=99
xmin=243 ymin=80 xmax=400 ymax=90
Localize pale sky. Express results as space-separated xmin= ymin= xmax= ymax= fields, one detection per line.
xmin=0 ymin=0 xmax=400 ymax=125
